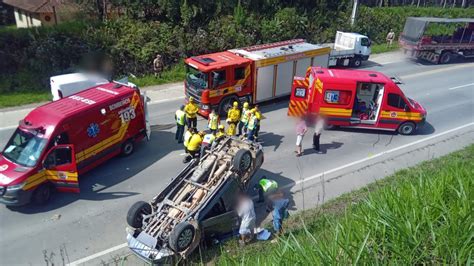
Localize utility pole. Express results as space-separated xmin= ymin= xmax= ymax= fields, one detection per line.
xmin=350 ymin=0 xmax=358 ymax=26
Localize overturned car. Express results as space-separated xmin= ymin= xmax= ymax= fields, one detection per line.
xmin=126 ymin=137 xmax=263 ymax=263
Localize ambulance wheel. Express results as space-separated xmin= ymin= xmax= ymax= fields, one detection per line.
xmin=32 ymin=183 xmax=54 ymax=205
xmin=233 ymin=149 xmax=252 ymax=172
xmin=127 ymin=201 xmax=152 ymax=228
xmin=121 ymin=140 xmax=134 ymax=156
xmin=351 ymin=57 xmax=362 ymax=67
xmin=218 ymin=95 xmax=239 ymax=117
xmin=439 ymin=52 xmax=452 ymax=64
xmin=398 ymin=122 xmax=416 ymax=135
xmin=169 ymin=222 xmax=196 ymax=252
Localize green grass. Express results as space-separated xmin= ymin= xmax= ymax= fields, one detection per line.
xmin=129 ymin=64 xmax=186 ymax=87
xmin=371 ymin=43 xmax=400 ymax=54
xmin=196 ymin=145 xmax=474 ymax=265
xmin=0 ymin=91 xmax=51 ymax=108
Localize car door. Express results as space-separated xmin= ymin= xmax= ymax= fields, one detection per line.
xmin=42 ymin=144 xmax=79 ymax=193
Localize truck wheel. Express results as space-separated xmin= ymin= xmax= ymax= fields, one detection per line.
xmin=398 ymin=122 xmax=416 ymax=135
xmin=439 ymin=52 xmax=452 ymax=64
xmin=233 ymin=149 xmax=252 ymax=172
xmin=127 ymin=201 xmax=152 ymax=228
xmin=351 ymin=57 xmax=362 ymax=67
xmin=33 ymin=183 xmax=54 ymax=205
xmin=169 ymin=222 xmax=196 ymax=252
xmin=121 ymin=140 xmax=134 ymax=156
xmin=218 ymin=95 xmax=239 ymax=117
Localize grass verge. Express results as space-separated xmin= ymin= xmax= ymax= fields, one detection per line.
xmin=129 ymin=64 xmax=186 ymax=88
xmin=371 ymin=43 xmax=400 ymax=54
xmin=195 ymin=145 xmax=474 ymax=265
xmin=0 ymin=91 xmax=51 ymax=109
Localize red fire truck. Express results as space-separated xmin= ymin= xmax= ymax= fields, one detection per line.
xmin=0 ymin=82 xmax=150 ymax=206
xmin=288 ymin=67 xmax=427 ymax=135
xmin=184 ymin=39 xmax=331 ymax=116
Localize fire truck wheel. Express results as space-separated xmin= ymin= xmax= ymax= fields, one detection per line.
xmin=127 ymin=201 xmax=152 ymax=228
xmin=439 ymin=52 xmax=452 ymax=64
xmin=398 ymin=122 xmax=416 ymax=135
xmin=218 ymin=96 xmax=239 ymax=117
xmin=169 ymin=222 xmax=196 ymax=252
xmin=233 ymin=149 xmax=252 ymax=172
xmin=351 ymin=57 xmax=362 ymax=67
xmin=121 ymin=140 xmax=134 ymax=157
xmin=33 ymin=183 xmax=54 ymax=205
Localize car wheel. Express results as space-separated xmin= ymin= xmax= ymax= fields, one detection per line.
xmin=33 ymin=183 xmax=54 ymax=205
xmin=233 ymin=149 xmax=252 ymax=172
xmin=398 ymin=122 xmax=416 ymax=135
xmin=121 ymin=140 xmax=134 ymax=156
xmin=126 ymin=201 xmax=152 ymax=228
xmin=218 ymin=96 xmax=239 ymax=117
xmin=439 ymin=52 xmax=452 ymax=64
xmin=351 ymin=57 xmax=362 ymax=67
xmin=169 ymin=222 xmax=196 ymax=252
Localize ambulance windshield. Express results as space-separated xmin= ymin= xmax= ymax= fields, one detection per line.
xmin=3 ymin=128 xmax=47 ymax=167
xmin=186 ymin=65 xmax=208 ymax=89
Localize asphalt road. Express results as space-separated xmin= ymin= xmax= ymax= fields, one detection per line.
xmin=0 ymin=58 xmax=473 ymax=265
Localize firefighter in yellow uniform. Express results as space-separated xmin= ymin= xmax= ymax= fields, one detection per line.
xmin=238 ymin=102 xmax=251 ymax=136
xmin=184 ymin=97 xmax=199 ymax=129
xmin=216 ymin=125 xmax=226 ymax=140
xmin=185 ymin=131 xmax=204 ymax=163
xmin=246 ymin=110 xmax=258 ymax=141
xmin=226 ymin=102 xmax=241 ymax=136
xmin=183 ymin=127 xmax=194 ymax=153
xmin=252 ymin=105 xmax=263 ymax=140
xmin=208 ymin=109 xmax=220 ymax=134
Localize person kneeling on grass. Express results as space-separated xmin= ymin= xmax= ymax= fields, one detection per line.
xmin=267 ymin=189 xmax=289 ymax=236
xmin=236 ymin=191 xmax=256 ymax=246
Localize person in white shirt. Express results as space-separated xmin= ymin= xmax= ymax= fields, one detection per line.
xmin=236 ymin=192 xmax=256 ymax=246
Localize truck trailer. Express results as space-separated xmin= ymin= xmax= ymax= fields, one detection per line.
xmin=399 ymin=17 xmax=474 ymax=64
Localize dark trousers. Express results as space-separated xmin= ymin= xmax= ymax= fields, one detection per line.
xmin=254 ymin=184 xmax=264 ymax=203
xmin=187 ymin=117 xmax=197 ymax=129
xmin=247 ymin=128 xmax=256 ymax=141
xmin=238 ymin=121 xmax=247 ymax=136
xmin=313 ymin=133 xmax=320 ymax=150
xmin=176 ymin=124 xmax=185 ymax=143
xmin=255 ymin=124 xmax=260 ymax=138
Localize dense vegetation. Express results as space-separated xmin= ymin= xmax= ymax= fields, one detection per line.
xmin=0 ymin=3 xmax=473 ymax=102
xmin=195 ymin=145 xmax=473 ymax=264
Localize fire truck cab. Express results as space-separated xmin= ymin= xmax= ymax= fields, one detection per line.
xmin=288 ymin=67 xmax=427 ymax=135
xmin=0 ymin=82 xmax=149 ymax=206
xmin=184 ymin=40 xmax=330 ymax=117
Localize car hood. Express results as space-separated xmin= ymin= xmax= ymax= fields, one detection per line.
xmin=0 ymin=155 xmax=33 ymax=186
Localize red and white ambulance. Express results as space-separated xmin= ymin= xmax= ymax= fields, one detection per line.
xmin=0 ymin=82 xmax=150 ymax=206
xmin=288 ymin=67 xmax=427 ymax=135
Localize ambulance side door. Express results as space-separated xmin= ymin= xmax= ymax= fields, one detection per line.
xmin=43 ymin=144 xmax=79 ymax=193
xmin=288 ymin=78 xmax=309 ymax=117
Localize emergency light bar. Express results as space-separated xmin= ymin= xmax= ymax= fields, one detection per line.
xmin=390 ymin=76 xmax=404 ymax=84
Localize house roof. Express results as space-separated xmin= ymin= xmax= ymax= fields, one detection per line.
xmin=3 ymin=0 xmax=74 ymax=13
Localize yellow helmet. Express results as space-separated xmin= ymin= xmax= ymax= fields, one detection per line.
xmin=218 ymin=125 xmax=225 ymax=130
xmin=198 ymin=131 xmax=205 ymax=136
xmin=189 ymin=97 xmax=194 ymax=102
xmin=233 ymin=101 xmax=239 ymax=107
xmin=243 ymin=102 xmax=249 ymax=108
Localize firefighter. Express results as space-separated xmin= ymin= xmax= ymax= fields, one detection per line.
xmin=185 ymin=131 xmax=204 ymax=163
xmin=183 ymin=127 xmax=194 ymax=153
xmin=238 ymin=102 xmax=251 ymax=136
xmin=246 ymin=110 xmax=258 ymax=141
xmin=208 ymin=109 xmax=220 ymax=134
xmin=200 ymin=131 xmax=216 ymax=158
xmin=216 ymin=124 xmax=226 ymax=139
xmin=226 ymin=101 xmax=241 ymax=136
xmin=184 ymin=97 xmax=199 ymax=129
xmin=175 ymin=105 xmax=186 ymax=143
xmin=252 ymin=105 xmax=262 ymax=140
xmin=253 ymin=176 xmax=278 ymax=203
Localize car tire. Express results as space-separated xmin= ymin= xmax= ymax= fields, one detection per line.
xmin=351 ymin=57 xmax=362 ymax=67
xmin=169 ymin=222 xmax=196 ymax=252
xmin=126 ymin=201 xmax=152 ymax=228
xmin=218 ymin=95 xmax=239 ymax=117
xmin=32 ymin=183 xmax=54 ymax=205
xmin=398 ymin=122 xmax=416 ymax=135
xmin=439 ymin=52 xmax=452 ymax=64
xmin=121 ymin=140 xmax=134 ymax=157
xmin=233 ymin=149 xmax=252 ymax=172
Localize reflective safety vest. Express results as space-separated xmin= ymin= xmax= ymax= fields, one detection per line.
xmin=247 ymin=115 xmax=258 ymax=130
xmin=227 ymin=108 xmax=241 ymax=123
xmin=216 ymin=130 xmax=225 ymax=138
xmin=259 ymin=179 xmax=278 ymax=192
xmin=183 ymin=131 xmax=193 ymax=147
xmin=175 ymin=110 xmax=185 ymax=126
xmin=240 ymin=108 xmax=250 ymax=123
xmin=184 ymin=103 xmax=199 ymax=118
xmin=208 ymin=113 xmax=219 ymax=130
xmin=203 ymin=133 xmax=215 ymax=145
xmin=187 ymin=134 xmax=203 ymax=151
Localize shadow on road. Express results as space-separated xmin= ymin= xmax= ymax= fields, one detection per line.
xmin=259 ymin=131 xmax=285 ymax=151
xmin=8 ymin=128 xmax=181 ymax=214
xmin=303 ymin=141 xmax=344 ymax=155
xmin=333 ymin=121 xmax=435 ymax=136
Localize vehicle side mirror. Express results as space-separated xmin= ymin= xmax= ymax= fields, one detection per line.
xmin=368 ymin=39 xmax=372 ymax=47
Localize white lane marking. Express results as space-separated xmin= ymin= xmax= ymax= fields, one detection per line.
xmin=401 ymin=63 xmax=474 ymax=80
xmin=67 ymin=243 xmax=127 ymax=266
xmin=68 ymin=122 xmax=474 ymax=265
xmin=447 ymin=83 xmax=474 ymax=91
xmin=290 ymin=122 xmax=474 ymax=187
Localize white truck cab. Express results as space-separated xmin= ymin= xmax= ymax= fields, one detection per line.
xmin=328 ymin=31 xmax=372 ymax=67
xmin=50 ymin=73 xmax=109 ymax=101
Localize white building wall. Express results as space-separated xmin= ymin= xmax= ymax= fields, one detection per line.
xmin=13 ymin=8 xmax=42 ymax=28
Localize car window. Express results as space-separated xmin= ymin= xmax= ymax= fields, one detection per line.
xmin=234 ymin=67 xmax=245 ymax=80
xmin=203 ymin=198 xmax=226 ymax=219
xmin=388 ymin=93 xmax=407 ymax=109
